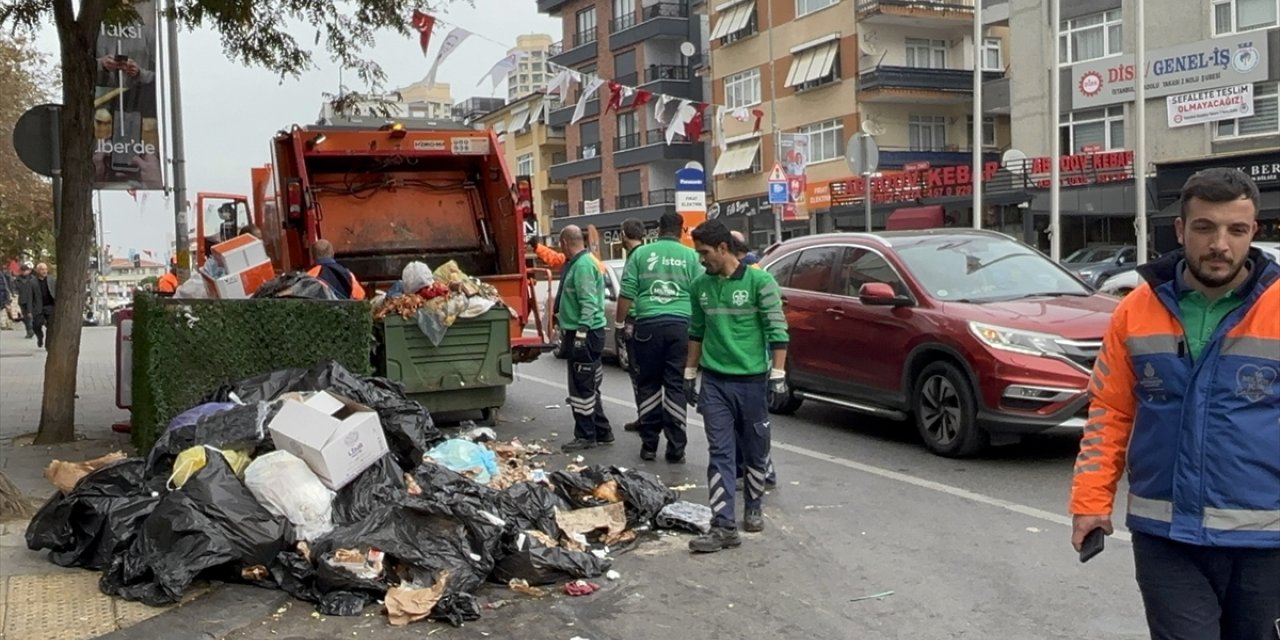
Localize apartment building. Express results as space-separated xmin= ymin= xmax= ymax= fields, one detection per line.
xmin=536 ymin=0 xmax=708 ymax=257
xmin=478 ymin=92 xmax=570 ymax=235
xmin=708 ymin=0 xmax=1011 ymax=246
xmin=398 ymin=81 xmax=455 ymax=120
xmin=509 ymin=34 xmax=557 ymax=101
xmin=453 ymin=97 xmax=509 ymax=125
xmin=999 ymin=0 xmax=1278 ymax=253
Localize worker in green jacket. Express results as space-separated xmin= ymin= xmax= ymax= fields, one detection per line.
xmin=617 ymin=211 xmax=703 ymax=463
xmin=556 ymin=225 xmax=614 ymax=452
xmin=685 ymin=219 xmax=789 ymax=553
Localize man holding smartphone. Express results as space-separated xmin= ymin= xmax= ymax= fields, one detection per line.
xmin=1069 ymin=168 xmax=1279 ymax=640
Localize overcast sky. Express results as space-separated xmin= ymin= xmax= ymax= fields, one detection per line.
xmin=30 ymin=2 xmax=558 ymax=260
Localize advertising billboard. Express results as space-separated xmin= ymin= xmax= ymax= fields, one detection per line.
xmin=779 ymin=132 xmax=809 ymax=221
xmin=93 ymin=1 xmax=163 ymax=190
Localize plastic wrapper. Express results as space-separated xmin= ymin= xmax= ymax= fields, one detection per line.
xmin=490 ymin=531 xmax=611 ymax=586
xmin=550 ymin=466 xmax=677 ymax=528
xmin=251 ymin=273 xmax=337 ymax=300
xmin=655 ymin=501 xmax=713 ymax=534
xmin=401 ymin=261 xmax=435 ymax=294
xmin=147 ymin=402 xmax=275 ymax=478
xmin=173 ymin=277 xmax=209 ymax=299
xmin=203 ymin=361 xmax=442 ymax=470
xmin=244 ymin=451 xmax=336 ymax=542
xmin=331 ymin=454 xmax=406 ymax=526
xmin=25 ymin=459 xmax=163 ymax=571
xmin=164 ymin=402 xmax=238 ymax=434
xmin=424 ymin=439 xmax=499 ymax=485
xmin=101 ymin=450 xmax=291 ymax=606
xmin=168 ymin=446 xmax=252 ymax=489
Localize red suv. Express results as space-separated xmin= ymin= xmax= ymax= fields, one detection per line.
xmin=759 ymin=230 xmax=1117 ymax=457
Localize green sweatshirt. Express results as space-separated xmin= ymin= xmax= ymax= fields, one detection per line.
xmin=689 ymin=263 xmax=789 ymax=376
xmin=621 ymin=237 xmax=704 ymax=322
xmin=558 ymin=250 xmax=606 ymax=332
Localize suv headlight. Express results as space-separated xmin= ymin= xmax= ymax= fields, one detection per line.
xmin=969 ymin=321 xmax=1067 ymax=358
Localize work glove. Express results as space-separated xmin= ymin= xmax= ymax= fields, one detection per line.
xmin=527 ymin=235 xmax=541 ymax=250
xmin=621 ymin=318 xmax=635 ymax=342
xmin=684 ymin=368 xmax=699 ymax=407
xmin=768 ymin=368 xmax=788 ymax=397
xmin=572 ymin=330 xmax=589 ymax=359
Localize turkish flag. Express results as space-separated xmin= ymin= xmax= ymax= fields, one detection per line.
xmin=411 ymin=10 xmax=436 ymax=55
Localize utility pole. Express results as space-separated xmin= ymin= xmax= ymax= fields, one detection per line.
xmin=1134 ymin=0 xmax=1148 ymax=263
xmin=767 ymin=0 xmax=781 ymax=244
xmin=1049 ymin=0 xmax=1061 ymax=261
xmin=166 ymin=1 xmax=190 ymax=280
xmin=972 ymin=0 xmax=983 ymax=230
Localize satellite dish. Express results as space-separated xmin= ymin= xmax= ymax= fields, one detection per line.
xmin=680 ymin=42 xmax=697 ymax=57
xmin=1002 ymin=148 xmax=1029 ymax=174
xmin=858 ymin=40 xmax=883 ymax=57
xmin=861 ymin=118 xmax=887 ymax=137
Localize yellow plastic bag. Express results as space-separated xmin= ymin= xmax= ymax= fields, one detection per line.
xmin=169 ymin=446 xmax=252 ymax=489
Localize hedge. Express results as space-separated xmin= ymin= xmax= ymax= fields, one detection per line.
xmin=130 ymin=293 xmax=374 ymax=452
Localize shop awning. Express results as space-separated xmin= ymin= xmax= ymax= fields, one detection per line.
xmin=713 ymin=139 xmax=762 ymax=176
xmin=710 ymin=1 xmax=756 ymax=40
xmin=785 ymin=41 xmax=838 ymax=88
xmin=1157 ymin=190 xmax=1279 ymax=219
xmin=508 ymin=104 xmax=531 ymax=132
xmin=887 ymin=205 xmax=945 ymax=231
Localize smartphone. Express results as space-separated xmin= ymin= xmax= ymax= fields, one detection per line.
xmin=109 ymin=111 xmax=142 ymax=174
xmin=1079 ymin=528 xmax=1105 ymax=563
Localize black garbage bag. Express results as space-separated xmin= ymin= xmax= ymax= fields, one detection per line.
xmin=494 ymin=481 xmax=568 ymax=541
xmin=409 ymin=464 xmax=505 ymax=567
xmin=25 ymin=459 xmax=164 ymax=571
xmin=490 ymin=532 xmax=611 ymax=586
xmin=551 ymin=466 xmax=677 ymax=528
xmin=204 ymin=361 xmax=441 ymax=469
xmin=146 ymin=402 xmax=277 ymax=478
xmin=252 ymin=273 xmax=337 ymax=300
xmin=332 ymin=454 xmax=406 ymax=526
xmin=101 ymin=450 xmax=291 ymax=606
xmin=431 ymin=593 xmax=481 ymax=627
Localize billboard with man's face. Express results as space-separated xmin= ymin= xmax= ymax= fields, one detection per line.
xmin=93 ymin=1 xmax=163 ymax=190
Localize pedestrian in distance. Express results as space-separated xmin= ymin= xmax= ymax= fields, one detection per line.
xmin=617 ymin=212 xmax=703 ymax=463
xmin=30 ymin=263 xmax=56 ymax=350
xmin=685 ymin=219 xmax=789 ymax=553
xmin=557 ymin=225 xmax=614 ymax=452
xmin=1070 ymin=167 xmax=1279 ymax=640
xmin=14 ymin=264 xmax=36 ymax=338
xmin=616 ymin=217 xmax=649 ymax=434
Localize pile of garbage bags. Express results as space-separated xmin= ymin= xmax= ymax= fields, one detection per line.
xmin=373 ymin=260 xmax=506 ymax=346
xmin=25 ymin=361 xmax=682 ymax=627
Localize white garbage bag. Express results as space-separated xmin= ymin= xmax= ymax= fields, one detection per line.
xmin=243 ymin=450 xmax=336 ymax=542
xmin=401 ymin=261 xmax=435 ymax=294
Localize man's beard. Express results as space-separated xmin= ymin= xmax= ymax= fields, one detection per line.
xmin=1187 ymin=251 xmax=1247 ymax=288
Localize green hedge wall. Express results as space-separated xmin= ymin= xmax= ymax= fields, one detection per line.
xmin=130 ymin=293 xmax=374 ymax=452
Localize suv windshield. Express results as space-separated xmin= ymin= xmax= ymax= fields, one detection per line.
xmin=895 ymin=236 xmax=1092 ymax=303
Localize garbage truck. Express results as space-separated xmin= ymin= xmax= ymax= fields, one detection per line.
xmin=255 ymin=120 xmax=557 ymax=421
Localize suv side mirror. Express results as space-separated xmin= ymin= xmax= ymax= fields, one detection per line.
xmin=859 ymin=282 xmax=910 ymax=307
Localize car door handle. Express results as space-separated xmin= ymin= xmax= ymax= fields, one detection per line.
xmin=825 ymin=307 xmax=844 ymax=316
xmin=780 ymin=296 xmax=789 ymax=307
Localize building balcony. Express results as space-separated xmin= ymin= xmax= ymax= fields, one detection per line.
xmin=857 ymin=66 xmax=1004 ymax=104
xmin=546 ymin=98 xmax=598 ymax=127
xmin=874 ymin=146 xmax=1002 ymax=169
xmin=616 ymin=193 xmax=645 ymax=210
xmin=855 ymin=0 xmax=975 ymax=26
xmin=639 ymin=64 xmax=699 ymax=100
xmin=614 ymin=128 xmax=702 ymax=167
xmin=609 ymin=2 xmax=693 ymax=50
xmin=551 ymin=201 xmax=570 ymax=218
xmin=536 ymin=0 xmax=574 ymax=13
xmin=549 ymin=144 xmax=603 ymax=182
xmin=981 ymin=0 xmax=1009 ymax=25
xmin=550 ymin=28 xmax=599 ymax=67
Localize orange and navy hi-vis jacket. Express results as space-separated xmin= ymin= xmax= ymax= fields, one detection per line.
xmin=306 ymin=264 xmax=366 ymax=301
xmin=1070 ymin=248 xmax=1280 ymax=548
xmin=534 ymin=243 xmax=606 ymax=273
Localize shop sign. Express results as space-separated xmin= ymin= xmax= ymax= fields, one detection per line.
xmin=1167 ymin=84 xmax=1253 ymax=128
xmin=716 ymin=195 xmax=769 ymax=218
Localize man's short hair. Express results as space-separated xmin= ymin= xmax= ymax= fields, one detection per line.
xmin=1180 ymin=167 xmax=1261 ymax=219
xmin=311 ymin=239 xmax=335 ymax=260
xmin=691 ymin=219 xmax=732 ymax=250
xmin=621 ymin=218 xmax=646 ymax=241
xmin=658 ymin=212 xmax=684 ymax=235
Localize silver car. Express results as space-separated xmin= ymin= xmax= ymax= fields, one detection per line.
xmin=546 ymin=258 xmax=631 ymax=371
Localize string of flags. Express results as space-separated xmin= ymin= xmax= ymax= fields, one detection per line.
xmin=407 ymin=10 xmax=766 ymax=152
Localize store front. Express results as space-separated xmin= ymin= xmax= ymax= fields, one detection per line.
xmin=707 ymin=195 xmax=809 ymax=254
xmin=1153 ymin=150 xmax=1280 ymax=253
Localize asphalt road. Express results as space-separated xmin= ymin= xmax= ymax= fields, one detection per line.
xmin=230 ymin=355 xmax=1148 ymax=640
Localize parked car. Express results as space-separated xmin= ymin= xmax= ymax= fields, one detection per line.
xmin=760 ymin=230 xmax=1117 ymax=457
xmin=1099 ymin=242 xmax=1280 ymax=296
xmin=1062 ymin=244 xmax=1141 ymax=288
xmin=545 ymin=258 xmax=630 ymax=371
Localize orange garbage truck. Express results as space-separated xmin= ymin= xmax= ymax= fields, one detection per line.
xmin=256 ymin=121 xmax=556 ymax=421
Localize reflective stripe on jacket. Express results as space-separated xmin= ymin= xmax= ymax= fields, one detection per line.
xmin=1070 ymin=248 xmax=1280 ymax=548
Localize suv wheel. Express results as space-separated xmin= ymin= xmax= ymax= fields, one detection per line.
xmin=767 ymin=370 xmax=803 ymax=415
xmin=616 ymin=334 xmax=631 ymax=372
xmin=912 ymin=361 xmax=988 ymax=457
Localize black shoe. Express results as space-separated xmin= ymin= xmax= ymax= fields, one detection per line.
xmin=743 ymin=509 xmax=765 ymax=533
xmin=640 ymin=449 xmax=657 ymax=461
xmin=596 ymin=432 xmax=615 ymax=445
xmin=36 ymin=340 xmax=43 ymax=348
xmin=689 ymin=526 xmax=742 ymax=553
xmin=561 ymin=438 xmax=597 ymax=452
xmin=665 ymin=452 xmax=685 ymax=464
xmin=624 ymin=421 xmax=641 ymax=432
xmin=766 ymin=477 xmax=778 ymax=490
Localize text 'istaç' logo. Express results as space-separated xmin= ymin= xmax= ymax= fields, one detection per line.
xmin=1231 ymin=47 xmax=1260 ymax=73
xmin=1234 ymin=364 xmax=1275 ymax=403
xmin=1140 ymin=362 xmax=1166 ymax=402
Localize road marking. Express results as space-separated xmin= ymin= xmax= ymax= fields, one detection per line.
xmin=517 ymin=370 xmax=1130 ymax=540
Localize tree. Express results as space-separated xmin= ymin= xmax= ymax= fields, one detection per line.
xmin=1 ymin=0 xmax=454 ymax=444
xmin=0 ymin=35 xmax=56 ymax=264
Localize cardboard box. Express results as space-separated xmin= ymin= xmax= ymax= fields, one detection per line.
xmin=268 ymin=391 xmax=389 ymax=490
xmin=201 ymin=261 xmax=275 ymax=299
xmin=212 ymin=234 xmax=271 ymax=273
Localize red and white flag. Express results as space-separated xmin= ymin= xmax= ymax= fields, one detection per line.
xmin=410 ymin=9 xmax=436 ymax=55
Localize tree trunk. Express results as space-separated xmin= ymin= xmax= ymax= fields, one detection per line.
xmin=35 ymin=2 xmax=106 ymax=445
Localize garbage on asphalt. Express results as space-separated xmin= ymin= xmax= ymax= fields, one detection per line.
xmin=25 ymin=360 xmax=694 ymax=628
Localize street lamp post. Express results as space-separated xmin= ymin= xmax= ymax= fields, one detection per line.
xmin=1134 ymin=0 xmax=1148 ymax=263
xmin=1049 ymin=0 xmax=1062 ymax=261
xmin=972 ymin=0 xmax=983 ymax=230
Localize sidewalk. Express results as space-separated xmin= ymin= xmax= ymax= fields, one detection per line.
xmin=0 ymin=325 xmax=194 ymax=640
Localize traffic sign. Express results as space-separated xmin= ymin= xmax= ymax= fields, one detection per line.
xmin=846 ymin=132 xmax=880 ymax=177
xmin=768 ymin=180 xmax=788 ymax=205
xmin=767 ymin=163 xmax=787 ymax=182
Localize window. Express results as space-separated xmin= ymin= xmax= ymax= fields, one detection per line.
xmin=788 ymin=247 xmax=840 ymax=293
xmin=766 ymin=251 xmax=800 ymax=287
xmin=1060 ymin=106 xmax=1125 ymax=152
xmin=517 ymin=153 xmax=534 ymax=176
xmin=833 ymin=248 xmax=908 ymax=298
xmin=966 ymin=116 xmax=997 ymax=148
xmin=580 ymin=120 xmax=600 ymax=158
xmin=905 ymin=38 xmax=947 ymax=69
xmin=1216 ymin=83 xmax=1279 ymax=138
xmin=713 ymin=139 xmax=763 ymax=176
xmin=909 ymin=115 xmax=946 ymax=151
xmin=582 ymin=177 xmax=602 ymax=201
xmin=796 ymin=0 xmax=838 ymax=17
xmin=797 ymin=119 xmax=844 ymax=163
xmin=713 ymin=2 xmax=759 ymax=45
xmin=616 ymin=111 xmax=640 ymax=150
xmin=724 ymin=68 xmax=761 ymax=109
xmin=786 ymin=40 xmax=840 ymax=91
xmin=575 ymin=7 xmax=598 ymax=45
xmin=982 ymin=38 xmax=1002 ymax=71
xmin=611 ymin=0 xmax=637 ymax=32
xmin=1213 ymin=0 xmax=1278 ymax=34
xmin=614 ymin=50 xmax=637 ymax=84
xmin=618 ymin=171 xmax=642 ymax=209
xmin=1059 ymin=10 xmax=1122 ymax=64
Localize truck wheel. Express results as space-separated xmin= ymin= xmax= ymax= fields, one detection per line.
xmin=481 ymin=407 xmax=499 ymax=427
xmin=912 ymin=361 xmax=987 ymax=458
xmin=616 ymin=335 xmax=631 ymax=372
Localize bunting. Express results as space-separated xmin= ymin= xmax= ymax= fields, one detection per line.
xmin=572 ymin=76 xmax=605 ymax=125
xmin=605 ymin=81 xmax=624 ymax=114
xmin=410 ymin=10 xmax=436 ymax=55
xmin=480 ymin=52 xmax=524 ymax=90
xmin=423 ymin=27 xmax=471 ymax=88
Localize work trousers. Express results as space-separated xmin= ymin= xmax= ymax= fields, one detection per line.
xmin=699 ymin=371 xmax=770 ymax=529
xmin=632 ymin=319 xmax=689 ymax=458
xmin=566 ymin=328 xmax=612 ymax=442
xmin=1132 ymin=531 xmax=1280 ymax=640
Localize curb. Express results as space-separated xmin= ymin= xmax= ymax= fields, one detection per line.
xmin=96 ymin=584 xmax=289 ymax=640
